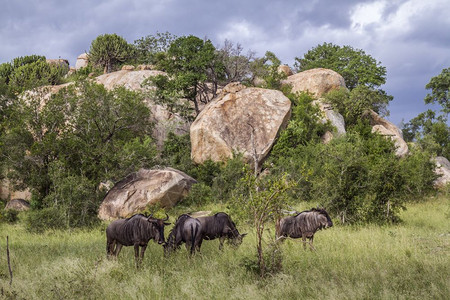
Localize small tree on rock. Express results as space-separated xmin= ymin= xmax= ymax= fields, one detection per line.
xmin=89 ymin=34 xmax=133 ymax=74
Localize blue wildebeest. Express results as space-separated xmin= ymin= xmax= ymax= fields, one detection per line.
xmin=164 ymin=214 xmax=203 ymax=255
xmin=196 ymin=212 xmax=247 ymax=250
xmin=106 ymin=213 xmax=170 ymax=266
xmin=276 ymin=208 xmax=333 ymax=250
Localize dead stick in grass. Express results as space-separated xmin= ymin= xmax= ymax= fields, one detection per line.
xmin=7 ymin=236 xmax=12 ymax=286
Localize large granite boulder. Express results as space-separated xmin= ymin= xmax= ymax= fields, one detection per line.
xmin=363 ymin=110 xmax=409 ymax=157
xmin=190 ymin=83 xmax=291 ymax=168
xmin=75 ymin=53 xmax=88 ymax=70
xmin=98 ymin=168 xmax=197 ymax=220
xmin=282 ymin=68 xmax=346 ymax=98
xmin=5 ymin=199 xmax=30 ymax=211
xmin=433 ymin=156 xmax=450 ymax=188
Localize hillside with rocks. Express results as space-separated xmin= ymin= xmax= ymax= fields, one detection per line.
xmin=1 ymin=41 xmax=447 ymax=226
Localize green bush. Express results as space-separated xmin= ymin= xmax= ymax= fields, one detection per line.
xmin=25 ymin=207 xmax=67 ymax=232
xmin=0 ymin=209 xmax=19 ymax=224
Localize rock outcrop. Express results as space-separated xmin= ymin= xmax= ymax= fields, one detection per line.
xmin=98 ymin=168 xmax=197 ymax=220
xmin=433 ymin=156 xmax=450 ymax=188
xmin=364 ymin=110 xmax=409 ymax=157
xmin=95 ymin=70 xmax=190 ymax=147
xmin=190 ymin=83 xmax=291 ymax=168
xmin=278 ymin=65 xmax=293 ymax=76
xmin=283 ymin=68 xmax=347 ymax=140
xmin=75 ymin=53 xmax=88 ymax=70
xmin=282 ymin=68 xmax=346 ymax=98
xmin=5 ymin=199 xmax=30 ymax=211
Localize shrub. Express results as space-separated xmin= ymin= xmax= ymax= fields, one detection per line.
xmin=0 ymin=209 xmax=19 ymax=224
xmin=25 ymin=207 xmax=67 ymax=232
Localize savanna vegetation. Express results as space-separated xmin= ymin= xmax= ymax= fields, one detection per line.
xmin=0 ymin=32 xmax=449 ymax=298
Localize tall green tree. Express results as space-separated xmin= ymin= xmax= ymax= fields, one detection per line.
xmin=424 ymin=67 xmax=450 ymax=114
xmin=295 ymin=43 xmax=393 ymax=123
xmin=133 ymin=31 xmax=177 ymax=66
xmin=402 ymin=67 xmax=450 ymax=158
xmin=89 ymin=34 xmax=133 ymax=73
xmin=149 ymin=35 xmax=225 ymax=118
xmin=294 ymin=42 xmax=387 ymax=90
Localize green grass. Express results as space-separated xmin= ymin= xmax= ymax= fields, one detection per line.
xmin=1 ymin=195 xmax=449 ymax=299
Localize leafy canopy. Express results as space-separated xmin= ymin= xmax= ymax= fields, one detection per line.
xmin=148 ymin=35 xmax=225 ymax=117
xmin=294 ymin=42 xmax=387 ymax=90
xmin=89 ymin=33 xmax=133 ymax=73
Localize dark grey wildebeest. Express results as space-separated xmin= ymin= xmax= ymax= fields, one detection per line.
xmin=106 ymin=213 xmax=170 ymax=265
xmin=196 ymin=212 xmax=247 ymax=250
xmin=276 ymin=208 xmax=333 ymax=250
xmin=164 ymin=214 xmax=203 ymax=255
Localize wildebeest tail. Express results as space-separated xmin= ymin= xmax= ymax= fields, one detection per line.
xmin=190 ymin=223 xmax=198 ymax=254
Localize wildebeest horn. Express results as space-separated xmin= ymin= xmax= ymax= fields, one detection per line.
xmin=148 ymin=213 xmax=153 ymax=218
xmin=163 ymin=213 xmax=169 ymax=221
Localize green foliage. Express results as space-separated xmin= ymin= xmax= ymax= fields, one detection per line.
xmin=324 ymin=85 xmax=392 ymax=126
xmin=294 ymin=42 xmax=387 ymax=90
xmin=402 ymin=110 xmax=450 ymax=158
xmin=250 ymin=51 xmax=287 ymax=90
xmin=424 ymin=67 xmax=449 ymax=114
xmin=0 ymin=55 xmax=66 ymax=94
xmin=231 ymin=171 xmax=293 ymax=277
xmin=402 ymin=67 xmax=449 ymax=158
xmin=25 ymin=207 xmax=67 ymax=232
xmin=2 ymin=80 xmax=156 ymax=225
xmin=0 ymin=209 xmax=19 ymax=224
xmin=88 ymin=33 xmax=133 ymax=73
xmin=133 ymin=31 xmax=177 ymax=66
xmin=161 ymin=132 xmax=248 ymax=205
xmin=270 ymin=92 xmax=330 ymax=159
xmin=147 ymin=35 xmax=225 ymax=116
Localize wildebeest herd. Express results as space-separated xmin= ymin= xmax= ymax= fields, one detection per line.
xmin=106 ymin=209 xmax=333 ymax=266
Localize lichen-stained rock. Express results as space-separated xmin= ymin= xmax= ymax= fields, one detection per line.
xmin=314 ymin=101 xmax=346 ymax=138
xmin=5 ymin=199 xmax=30 ymax=211
xmin=282 ymin=68 xmax=346 ymax=98
xmin=95 ymin=69 xmax=166 ymax=91
xmin=98 ymin=168 xmax=197 ymax=220
xmin=277 ymin=65 xmax=293 ymax=76
xmin=190 ymin=83 xmax=291 ymax=168
xmin=364 ymin=109 xmax=409 ymax=157
xmin=433 ymin=156 xmax=450 ymax=188
xmin=75 ymin=53 xmax=88 ymax=70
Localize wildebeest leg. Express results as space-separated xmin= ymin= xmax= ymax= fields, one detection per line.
xmin=107 ymin=239 xmax=116 ymax=257
xmin=308 ymin=236 xmax=316 ymax=251
xmin=219 ymin=236 xmax=225 ymax=250
xmin=134 ymin=244 xmax=141 ymax=267
xmin=140 ymin=244 xmax=147 ymax=262
xmin=115 ymin=244 xmax=123 ymax=257
xmin=302 ymin=236 xmax=307 ymax=250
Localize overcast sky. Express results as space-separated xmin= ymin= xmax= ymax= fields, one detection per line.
xmin=1 ymin=0 xmax=449 ymax=126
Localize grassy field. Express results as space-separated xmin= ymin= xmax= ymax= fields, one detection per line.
xmin=1 ymin=195 xmax=449 ymax=300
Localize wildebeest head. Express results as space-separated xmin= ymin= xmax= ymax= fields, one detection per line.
xmin=227 ymin=223 xmax=247 ymax=247
xmin=313 ymin=208 xmax=333 ymax=230
xmin=148 ymin=213 xmax=170 ymax=244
